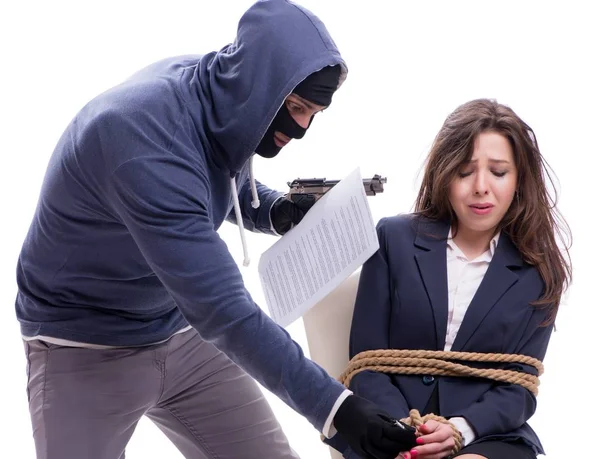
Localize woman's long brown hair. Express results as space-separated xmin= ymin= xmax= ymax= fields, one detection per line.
xmin=414 ymin=99 xmax=572 ymax=324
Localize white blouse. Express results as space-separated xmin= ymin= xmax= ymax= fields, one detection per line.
xmin=445 ymin=231 xmax=500 ymax=446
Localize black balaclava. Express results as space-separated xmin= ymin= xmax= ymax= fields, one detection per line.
xmin=255 ymin=64 xmax=341 ymax=158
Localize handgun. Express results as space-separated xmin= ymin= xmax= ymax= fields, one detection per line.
xmin=287 ymin=174 xmax=387 ymax=203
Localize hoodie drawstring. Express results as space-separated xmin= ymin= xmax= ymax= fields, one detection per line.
xmin=230 ymin=176 xmax=251 ymax=267
xmin=231 ymin=156 xmax=260 ymax=267
xmin=249 ymin=156 xmax=260 ymax=209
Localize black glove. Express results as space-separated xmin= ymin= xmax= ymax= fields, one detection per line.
xmin=333 ymin=395 xmax=418 ymax=459
xmin=270 ymin=194 xmax=316 ymax=235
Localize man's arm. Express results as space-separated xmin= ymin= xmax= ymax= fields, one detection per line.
xmin=108 ymin=156 xmax=345 ymax=432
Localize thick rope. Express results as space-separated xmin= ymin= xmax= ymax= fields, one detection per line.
xmin=340 ymin=349 xmax=543 ymax=395
xmin=336 ymin=349 xmax=544 ymax=455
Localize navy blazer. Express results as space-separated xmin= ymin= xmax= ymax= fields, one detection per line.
xmin=328 ymin=213 xmax=553 ymax=456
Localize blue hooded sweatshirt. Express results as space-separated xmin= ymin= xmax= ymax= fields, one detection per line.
xmin=15 ymin=0 xmax=349 ymax=433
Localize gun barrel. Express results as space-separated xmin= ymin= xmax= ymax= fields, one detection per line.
xmin=287 ymin=174 xmax=387 ymax=199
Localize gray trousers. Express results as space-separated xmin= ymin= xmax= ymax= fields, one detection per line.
xmin=23 ymin=329 xmax=300 ymax=459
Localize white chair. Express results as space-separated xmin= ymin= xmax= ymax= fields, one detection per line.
xmin=302 ymin=270 xmax=362 ymax=459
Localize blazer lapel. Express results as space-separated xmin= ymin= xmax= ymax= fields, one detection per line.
xmin=451 ymin=232 xmax=523 ymax=351
xmin=414 ymin=218 xmax=450 ymax=350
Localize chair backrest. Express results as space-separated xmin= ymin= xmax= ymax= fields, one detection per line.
xmin=302 ymin=270 xmax=361 ymax=459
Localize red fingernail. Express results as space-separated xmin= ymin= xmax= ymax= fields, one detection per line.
xmin=410 ymin=450 xmax=419 ymax=458
xmin=416 ymin=437 xmax=424 ymax=444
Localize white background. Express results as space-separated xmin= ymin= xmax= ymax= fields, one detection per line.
xmin=1 ymin=0 xmax=598 ymax=457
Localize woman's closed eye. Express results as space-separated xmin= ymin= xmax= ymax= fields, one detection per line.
xmin=458 ymin=169 xmax=508 ymax=179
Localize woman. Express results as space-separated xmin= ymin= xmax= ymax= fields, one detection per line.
xmin=343 ymin=99 xmax=571 ymax=459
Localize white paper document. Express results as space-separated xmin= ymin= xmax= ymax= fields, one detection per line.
xmin=258 ymin=168 xmax=379 ymax=328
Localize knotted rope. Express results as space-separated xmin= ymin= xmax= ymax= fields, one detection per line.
xmin=337 ymin=349 xmax=544 ymax=455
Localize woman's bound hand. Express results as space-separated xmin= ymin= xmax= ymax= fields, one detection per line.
xmin=406 ymin=420 xmax=456 ymax=459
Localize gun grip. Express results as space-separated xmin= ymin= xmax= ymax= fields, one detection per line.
xmin=288 ymin=193 xmax=306 ymax=204
xmin=287 ymin=193 xmax=318 ymax=211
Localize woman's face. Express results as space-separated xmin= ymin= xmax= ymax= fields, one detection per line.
xmin=449 ymin=131 xmax=518 ymax=237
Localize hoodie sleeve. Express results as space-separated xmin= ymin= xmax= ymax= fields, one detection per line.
xmin=107 ymin=155 xmax=346 ymax=432
xmin=225 ymin=177 xmax=285 ymax=235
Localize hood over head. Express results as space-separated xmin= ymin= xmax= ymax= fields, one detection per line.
xmin=196 ymin=0 xmax=348 ymax=174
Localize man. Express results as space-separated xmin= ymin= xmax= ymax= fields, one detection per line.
xmin=16 ymin=1 xmax=415 ymax=458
